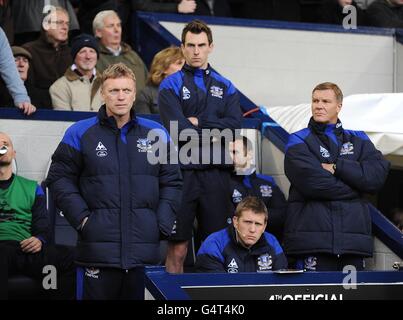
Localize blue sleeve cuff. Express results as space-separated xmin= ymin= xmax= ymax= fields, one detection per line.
xmin=36 ymin=235 xmax=47 ymax=245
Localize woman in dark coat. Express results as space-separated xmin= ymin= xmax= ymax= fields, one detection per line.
xmin=135 ymin=46 xmax=184 ymax=114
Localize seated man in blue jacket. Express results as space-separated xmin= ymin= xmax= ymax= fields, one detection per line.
xmin=229 ymin=135 xmax=287 ymax=241
xmin=46 ymin=63 xmax=182 ymax=300
xmin=195 ymin=196 xmax=287 ymax=273
xmin=284 ymin=82 xmax=390 ymax=271
xmin=0 ymin=132 xmax=75 ymax=299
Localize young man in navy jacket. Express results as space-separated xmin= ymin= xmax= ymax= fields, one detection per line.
xmin=195 ymin=196 xmax=287 ymax=273
xmin=284 ymin=82 xmax=390 ymax=271
xmin=159 ymin=20 xmax=242 ymax=273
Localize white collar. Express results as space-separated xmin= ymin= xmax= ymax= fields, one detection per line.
xmin=106 ymin=45 xmax=122 ymax=56
xmin=71 ymin=64 xmax=97 ymax=77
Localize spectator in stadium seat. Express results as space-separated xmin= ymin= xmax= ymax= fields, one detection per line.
xmin=93 ymin=10 xmax=148 ymax=94
xmin=366 ymin=0 xmax=403 ymax=28
xmin=0 ymin=0 xmax=13 ymax=44
xmin=131 ymin=0 xmax=197 ymax=14
xmin=0 ymin=132 xmax=75 ymax=299
xmin=12 ymin=0 xmax=80 ymax=45
xmin=50 ymin=34 xmax=103 ymax=111
xmin=23 ymin=6 xmax=72 ymax=109
xmin=76 ymin=1 xmax=131 ymax=44
xmin=77 ymin=0 xmax=117 ymax=35
xmin=319 ymin=0 xmax=367 ymax=26
xmin=159 ymin=20 xmax=242 ymax=273
xmin=0 ymin=44 xmax=37 ymax=114
xmin=195 ymin=196 xmax=287 ymax=273
xmin=283 ymin=82 xmax=390 ymax=271
xmin=46 ymin=63 xmax=182 ymax=300
xmin=115 ymin=1 xmax=195 ymax=44
xmin=135 ymin=46 xmax=184 ymax=114
xmin=132 ymin=0 xmax=231 ymax=17
xmin=228 ymin=135 xmax=287 ymax=242
xmin=194 ymin=0 xmax=232 ymax=17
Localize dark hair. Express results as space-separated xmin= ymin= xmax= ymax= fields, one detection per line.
xmin=181 ymin=19 xmax=213 ymax=45
xmin=312 ymin=82 xmax=343 ymax=103
xmin=71 ymin=33 xmax=99 ymax=60
xmin=234 ymin=196 xmax=268 ymax=223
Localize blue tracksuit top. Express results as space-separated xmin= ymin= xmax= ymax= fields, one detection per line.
xmin=46 ymin=106 xmax=182 ymax=269
xmin=196 ymin=225 xmax=288 ymax=273
xmin=158 ymin=63 xmax=242 ymax=170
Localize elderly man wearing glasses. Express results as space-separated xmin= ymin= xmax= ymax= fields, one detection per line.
xmin=23 ymin=6 xmax=72 ymax=109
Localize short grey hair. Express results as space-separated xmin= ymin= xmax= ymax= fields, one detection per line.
xmin=92 ymin=10 xmax=120 ymax=36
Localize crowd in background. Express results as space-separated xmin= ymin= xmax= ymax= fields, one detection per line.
xmin=0 ymin=0 xmax=402 ymax=113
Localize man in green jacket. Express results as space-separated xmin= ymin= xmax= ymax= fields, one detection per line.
xmin=0 ymin=132 xmax=75 ymax=299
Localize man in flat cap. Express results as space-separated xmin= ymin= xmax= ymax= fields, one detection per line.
xmin=0 ymin=44 xmax=37 ymax=112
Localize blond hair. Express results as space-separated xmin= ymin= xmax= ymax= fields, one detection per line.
xmin=234 ymin=196 xmax=268 ymax=223
xmin=312 ymin=82 xmax=343 ymax=103
xmin=101 ymin=63 xmax=136 ymax=86
xmin=148 ymin=47 xmax=184 ymax=86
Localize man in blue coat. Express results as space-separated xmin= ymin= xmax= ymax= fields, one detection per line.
xmin=46 ymin=63 xmax=182 ymax=299
xmin=284 ymin=82 xmax=390 ymax=271
xmin=195 ymin=196 xmax=287 ymax=273
xmin=159 ymin=20 xmax=242 ymax=273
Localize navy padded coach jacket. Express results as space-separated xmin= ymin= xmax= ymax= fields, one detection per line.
xmin=284 ymin=118 xmax=390 ymax=257
xmin=46 ymin=106 xmax=182 ymax=268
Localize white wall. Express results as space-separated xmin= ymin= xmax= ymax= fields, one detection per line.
xmin=365 ymin=237 xmax=401 ymax=271
xmin=261 ymin=138 xmax=289 ymax=198
xmin=161 ymin=21 xmax=395 ymax=107
xmin=0 ymin=119 xmax=72 ymax=182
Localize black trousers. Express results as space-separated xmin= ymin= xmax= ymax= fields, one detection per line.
xmin=172 ymin=168 xmax=234 ymax=242
xmin=76 ymin=266 xmax=145 ymax=300
xmin=0 ymin=241 xmax=76 ymax=299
